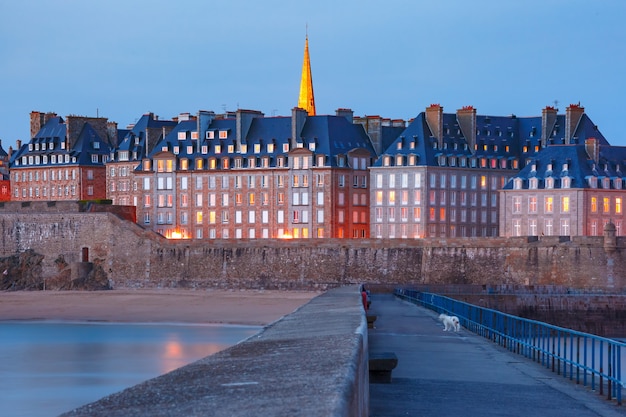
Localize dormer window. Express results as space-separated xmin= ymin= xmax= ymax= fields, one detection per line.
xmin=562 ymin=177 xmax=571 ymax=188
xmin=191 ymin=131 xmax=199 ymax=140
xmin=545 ymin=177 xmax=554 ymax=189
xmin=383 ymin=156 xmax=390 ymax=167
xmin=588 ymin=177 xmax=598 ymax=188
xmin=615 ymin=178 xmax=623 ymax=189
xmin=514 ymin=178 xmax=523 ymax=190
xmin=396 ymin=155 xmax=404 ymax=166
xmin=254 ymin=144 xmax=261 ymax=153
xmin=531 ymin=163 xmax=536 ymax=172
xmin=206 ymin=130 xmax=215 ymax=139
xmin=178 ymin=131 xmax=186 ymax=140
xmin=529 ymin=178 xmax=538 ymax=189
xmin=219 ymin=130 xmax=228 ymax=139
xmin=603 ymin=178 xmax=611 ymax=189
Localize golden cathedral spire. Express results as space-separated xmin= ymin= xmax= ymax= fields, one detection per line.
xmin=297 ymin=33 xmax=316 ymax=116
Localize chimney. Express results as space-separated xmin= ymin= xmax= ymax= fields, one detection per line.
xmin=291 ymin=107 xmax=308 ymax=150
xmin=541 ymin=106 xmax=558 ymax=148
xmin=236 ymin=109 xmax=264 ymax=151
xmin=335 ymin=108 xmax=354 ymax=123
xmin=425 ymin=104 xmax=444 ymax=148
xmin=565 ymin=103 xmax=584 ymax=144
xmin=585 ymin=138 xmax=600 ymax=163
xmin=107 ymin=121 xmax=118 ymax=147
xmin=456 ymin=106 xmax=477 ymax=153
xmin=30 ymin=111 xmax=46 ymax=139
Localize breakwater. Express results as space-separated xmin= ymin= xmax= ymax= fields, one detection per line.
xmin=60 ymin=285 xmax=369 ymax=417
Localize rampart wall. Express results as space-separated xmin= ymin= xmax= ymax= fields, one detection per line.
xmin=0 ymin=202 xmax=625 ymax=291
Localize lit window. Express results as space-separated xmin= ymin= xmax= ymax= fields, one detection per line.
xmin=544 ymin=197 xmax=553 ymax=213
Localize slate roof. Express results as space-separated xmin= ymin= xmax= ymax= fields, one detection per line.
xmin=503 ymin=144 xmax=626 ymax=190
xmin=112 ymin=113 xmax=177 ymax=161
xmin=146 ymin=113 xmax=375 ymax=169
xmin=373 ymin=109 xmax=608 ymax=168
xmin=10 ymin=116 xmax=111 ymax=168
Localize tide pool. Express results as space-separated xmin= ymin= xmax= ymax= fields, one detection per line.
xmin=0 ymin=321 xmax=260 ymax=417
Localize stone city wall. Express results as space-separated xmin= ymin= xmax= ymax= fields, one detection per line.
xmin=0 ymin=202 xmax=625 ymax=291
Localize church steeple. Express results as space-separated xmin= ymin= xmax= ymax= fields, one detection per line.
xmin=297 ymin=34 xmax=316 ymax=116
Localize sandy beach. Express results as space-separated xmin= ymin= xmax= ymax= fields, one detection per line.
xmin=0 ymin=289 xmax=320 ymax=326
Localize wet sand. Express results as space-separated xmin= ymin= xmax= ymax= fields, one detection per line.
xmin=0 ymin=289 xmax=320 ymax=326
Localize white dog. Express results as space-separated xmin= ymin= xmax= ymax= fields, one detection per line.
xmin=438 ymin=313 xmax=460 ymax=332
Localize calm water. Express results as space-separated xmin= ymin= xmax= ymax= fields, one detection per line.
xmin=0 ymin=321 xmax=260 ymax=417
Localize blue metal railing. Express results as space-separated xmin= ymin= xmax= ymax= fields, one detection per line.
xmin=395 ymin=288 xmax=625 ymax=406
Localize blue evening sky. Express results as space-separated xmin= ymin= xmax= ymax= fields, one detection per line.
xmin=1 ymin=0 xmax=624 ymax=151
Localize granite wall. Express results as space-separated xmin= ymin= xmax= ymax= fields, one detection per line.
xmin=0 ymin=202 xmax=624 ymax=291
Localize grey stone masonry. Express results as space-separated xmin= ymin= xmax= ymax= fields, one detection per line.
xmin=60 ymin=285 xmax=369 ymax=417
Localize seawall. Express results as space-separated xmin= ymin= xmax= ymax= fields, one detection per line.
xmin=60 ymin=285 xmax=369 ymax=417
xmin=0 ymin=201 xmax=625 ymax=291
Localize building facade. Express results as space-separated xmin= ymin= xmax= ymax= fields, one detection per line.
xmin=130 ymin=108 xmax=376 ymax=239
xmin=500 ymin=138 xmax=626 ymax=237
xmin=107 ymin=112 xmax=177 ymax=206
xmin=10 ymin=112 xmax=115 ymax=201
xmin=370 ymin=103 xmax=608 ymax=238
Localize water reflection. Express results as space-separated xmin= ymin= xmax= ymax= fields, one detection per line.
xmin=0 ymin=321 xmax=260 ymax=417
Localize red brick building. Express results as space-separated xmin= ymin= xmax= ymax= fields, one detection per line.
xmin=10 ymin=112 xmax=115 ymax=201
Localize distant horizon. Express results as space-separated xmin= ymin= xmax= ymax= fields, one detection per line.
xmin=1 ymin=1 xmax=624 ymax=149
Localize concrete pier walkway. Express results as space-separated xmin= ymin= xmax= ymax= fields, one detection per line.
xmin=368 ymin=293 xmax=624 ymax=417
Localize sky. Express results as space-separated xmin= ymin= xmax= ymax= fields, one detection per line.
xmin=1 ymin=0 xmax=625 ymax=151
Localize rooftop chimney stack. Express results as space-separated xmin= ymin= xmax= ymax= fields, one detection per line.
xmin=425 ymin=104 xmax=444 ymax=149
xmin=291 ymin=107 xmax=308 ymax=150
xmin=585 ymin=137 xmax=600 ymax=164
xmin=565 ymin=103 xmax=585 ymax=144
xmin=456 ymin=106 xmax=477 ymax=154
xmin=541 ymin=106 xmax=558 ymax=148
